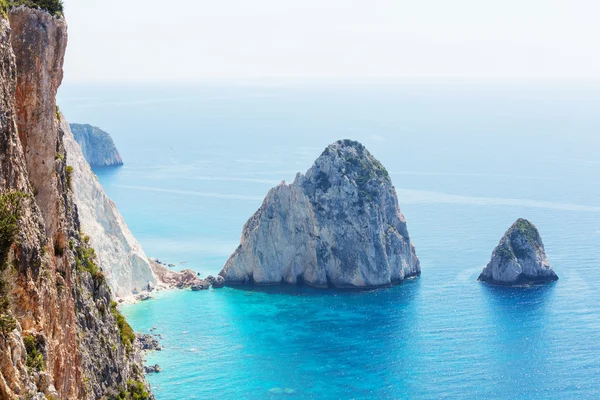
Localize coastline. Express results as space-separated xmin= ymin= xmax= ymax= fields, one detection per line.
xmin=115 ymin=259 xmax=212 ymax=305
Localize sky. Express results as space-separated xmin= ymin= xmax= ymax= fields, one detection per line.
xmin=62 ymin=0 xmax=600 ymax=84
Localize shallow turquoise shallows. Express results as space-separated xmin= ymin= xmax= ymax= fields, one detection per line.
xmin=58 ymin=83 xmax=600 ymax=399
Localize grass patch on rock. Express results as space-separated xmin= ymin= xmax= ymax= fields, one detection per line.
xmin=109 ymin=380 xmax=150 ymax=400
xmin=0 ymin=191 xmax=25 ymax=335
xmin=7 ymin=0 xmax=64 ymax=16
xmin=23 ymin=334 xmax=45 ymax=371
xmin=110 ymin=301 xmax=135 ymax=350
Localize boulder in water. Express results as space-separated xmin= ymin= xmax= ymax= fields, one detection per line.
xmin=478 ymin=218 xmax=558 ymax=285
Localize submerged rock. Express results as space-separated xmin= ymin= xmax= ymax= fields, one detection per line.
xmin=478 ymin=218 xmax=558 ymax=285
xmin=137 ymin=294 xmax=152 ymax=301
xmin=191 ymin=282 xmax=209 ymax=291
xmin=220 ymin=139 xmax=420 ymax=288
xmin=144 ymin=364 xmax=162 ymax=374
xmin=206 ymin=275 xmax=225 ymax=288
xmin=268 ymin=387 xmax=296 ymax=396
xmin=136 ymin=334 xmax=161 ymax=351
xmin=70 ymin=123 xmax=124 ymax=167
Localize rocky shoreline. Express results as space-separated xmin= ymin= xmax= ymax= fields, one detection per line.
xmin=113 ymin=259 xmax=223 ymax=304
xmin=136 ymin=334 xmax=163 ymax=375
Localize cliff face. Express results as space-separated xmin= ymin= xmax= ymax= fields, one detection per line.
xmin=0 ymin=6 xmax=151 ymax=399
xmin=478 ymin=218 xmax=558 ymax=285
xmin=220 ymin=140 xmax=420 ymax=288
xmin=70 ymin=123 xmax=124 ymax=167
xmin=63 ymin=120 xmax=156 ymax=298
xmin=10 ymin=5 xmax=67 ymax=242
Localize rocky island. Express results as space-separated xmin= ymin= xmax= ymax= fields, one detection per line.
xmin=478 ymin=218 xmax=558 ymax=285
xmin=219 ymin=139 xmax=420 ymax=288
xmin=70 ymin=123 xmax=124 ymax=167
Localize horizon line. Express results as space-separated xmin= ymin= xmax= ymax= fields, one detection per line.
xmin=59 ymin=76 xmax=600 ymax=88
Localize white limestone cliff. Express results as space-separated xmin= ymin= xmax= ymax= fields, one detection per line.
xmin=62 ymin=118 xmax=156 ymax=297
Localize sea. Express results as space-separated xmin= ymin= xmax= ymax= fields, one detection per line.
xmin=57 ymin=82 xmax=600 ymax=399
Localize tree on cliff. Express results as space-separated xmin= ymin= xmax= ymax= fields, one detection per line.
xmin=3 ymin=0 xmax=64 ymax=16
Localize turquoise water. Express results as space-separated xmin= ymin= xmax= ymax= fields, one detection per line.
xmin=58 ymin=83 xmax=600 ymax=399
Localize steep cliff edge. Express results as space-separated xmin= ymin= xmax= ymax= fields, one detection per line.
xmin=220 ymin=139 xmax=420 ymax=288
xmin=10 ymin=3 xmax=67 ymax=243
xmin=478 ymin=218 xmax=558 ymax=285
xmin=0 ymin=6 xmax=151 ymax=399
xmin=70 ymin=123 xmax=124 ymax=167
xmin=63 ymin=119 xmax=156 ymax=298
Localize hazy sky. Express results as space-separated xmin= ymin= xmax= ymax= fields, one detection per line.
xmin=62 ymin=0 xmax=600 ymax=84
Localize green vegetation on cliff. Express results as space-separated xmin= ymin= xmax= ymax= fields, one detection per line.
xmin=4 ymin=0 xmax=64 ymax=17
xmin=0 ymin=191 xmax=24 ymax=263
xmin=514 ymin=218 xmax=541 ymax=245
xmin=73 ymin=236 xmax=105 ymax=285
xmin=110 ymin=300 xmax=135 ymax=350
xmin=110 ymin=380 xmax=150 ymax=400
xmin=0 ymin=191 xmax=25 ymax=335
xmin=66 ymin=165 xmax=73 ymax=189
xmin=24 ymin=334 xmax=46 ymax=371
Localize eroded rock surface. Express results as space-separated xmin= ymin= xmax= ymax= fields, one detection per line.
xmin=478 ymin=218 xmax=558 ymax=285
xmin=220 ymin=139 xmax=420 ymax=288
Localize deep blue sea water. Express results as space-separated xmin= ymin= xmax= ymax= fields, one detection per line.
xmin=58 ymin=83 xmax=600 ymax=399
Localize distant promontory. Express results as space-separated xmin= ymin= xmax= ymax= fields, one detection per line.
xmin=70 ymin=123 xmax=123 ymax=167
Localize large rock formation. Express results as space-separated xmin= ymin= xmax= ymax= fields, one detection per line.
xmin=478 ymin=218 xmax=558 ymax=285
xmin=0 ymin=5 xmax=152 ymax=399
xmin=63 ymin=119 xmax=156 ymax=298
xmin=70 ymin=123 xmax=124 ymax=167
xmin=220 ymin=139 xmax=420 ymax=288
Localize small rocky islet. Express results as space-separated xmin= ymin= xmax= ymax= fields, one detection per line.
xmin=219 ymin=139 xmax=421 ymax=288
xmin=478 ymin=218 xmax=558 ymax=286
